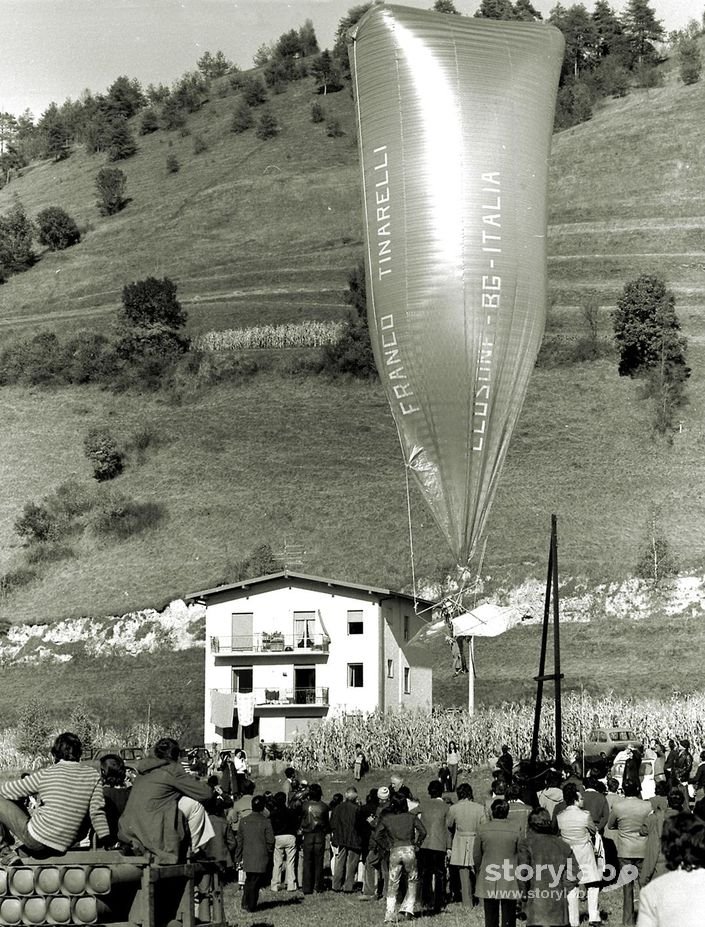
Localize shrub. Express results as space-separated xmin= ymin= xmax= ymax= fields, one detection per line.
xmin=139 ymin=108 xmax=160 ymax=135
xmin=15 ymin=501 xmax=64 ymax=544
xmin=16 ymin=697 xmax=50 ymax=757
xmin=0 ymin=200 xmax=36 ymax=276
xmin=52 ymin=479 xmax=95 ymax=518
xmin=231 ymin=101 xmax=254 ymax=133
xmin=95 ymin=166 xmax=127 ymax=216
xmin=193 ymin=134 xmax=208 ymax=154
xmin=61 ymin=330 xmax=111 ymax=384
xmin=326 ymin=118 xmax=344 ymax=137
xmin=679 ymin=37 xmax=702 ymax=85
xmin=91 ymin=492 xmax=166 ymax=539
xmin=36 ymin=206 xmax=81 ymax=251
xmin=241 ymin=75 xmax=268 ymax=107
xmin=121 ymin=276 xmax=187 ymax=330
xmin=255 ymin=110 xmax=280 ymax=140
xmin=311 ymin=102 xmax=325 ymax=123
xmin=25 ymin=542 xmax=75 ymax=565
xmin=166 ymin=153 xmax=180 ymax=173
xmin=83 ymin=428 xmax=124 ymax=481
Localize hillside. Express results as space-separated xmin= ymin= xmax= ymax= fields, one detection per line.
xmin=0 ymin=61 xmax=704 ymax=734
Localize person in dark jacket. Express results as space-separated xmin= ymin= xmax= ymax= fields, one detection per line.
xmin=623 ymin=747 xmax=643 ymax=796
xmin=376 ymin=792 xmax=427 ymax=922
xmin=521 ymin=807 xmax=579 ymax=927
xmin=474 ymin=799 xmax=525 ymax=927
xmin=118 ymin=737 xmax=213 ymax=864
xmin=330 ymin=787 xmax=363 ymax=892
xmin=300 ymin=783 xmax=329 ymax=894
xmin=235 ymin=794 xmax=275 ymax=912
xmin=418 ymin=780 xmax=450 ymax=913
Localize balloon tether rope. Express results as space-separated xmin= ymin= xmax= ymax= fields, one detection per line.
xmin=403 ymin=461 xmax=419 ymax=613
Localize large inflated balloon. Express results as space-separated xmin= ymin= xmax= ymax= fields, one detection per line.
xmin=348 ymin=4 xmax=564 ymax=566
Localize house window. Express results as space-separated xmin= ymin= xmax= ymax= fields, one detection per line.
xmin=294 ymin=611 xmax=316 ymax=648
xmin=387 ymin=659 xmax=394 ymax=678
xmin=348 ymin=663 xmax=364 ymax=687
xmin=347 ymin=610 xmax=364 ymax=635
xmin=231 ymin=612 xmax=254 ymax=649
xmin=403 ymin=667 xmax=411 ymax=694
xmin=232 ymin=667 xmax=253 ymax=693
xmin=403 ymin=615 xmax=410 ymax=642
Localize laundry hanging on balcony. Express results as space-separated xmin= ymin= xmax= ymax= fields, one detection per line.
xmin=237 ymin=691 xmax=256 ymax=727
xmin=210 ymin=689 xmax=235 ymax=728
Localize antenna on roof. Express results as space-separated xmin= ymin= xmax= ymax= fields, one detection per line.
xmin=274 ymin=538 xmax=305 ymax=570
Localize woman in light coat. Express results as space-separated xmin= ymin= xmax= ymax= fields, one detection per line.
xmin=447 ymin=783 xmax=486 ymax=907
xmin=556 ymin=782 xmax=601 ymax=927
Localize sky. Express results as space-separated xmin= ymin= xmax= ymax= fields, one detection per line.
xmin=1 ymin=0 xmax=701 ymax=118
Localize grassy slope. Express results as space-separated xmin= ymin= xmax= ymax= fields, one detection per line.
xmin=0 ymin=64 xmax=704 ymax=731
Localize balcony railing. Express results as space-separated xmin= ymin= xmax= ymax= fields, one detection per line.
xmin=221 ymin=687 xmax=329 ymax=707
xmin=210 ymin=633 xmax=330 ymax=654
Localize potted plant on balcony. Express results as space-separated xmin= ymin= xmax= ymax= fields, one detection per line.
xmin=263 ymin=631 xmax=285 ymax=652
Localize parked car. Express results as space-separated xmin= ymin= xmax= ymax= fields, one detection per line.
xmin=582 ymin=727 xmax=641 ymax=762
xmin=610 ymin=756 xmax=656 ymax=799
xmin=89 ymin=745 xmax=144 ymax=769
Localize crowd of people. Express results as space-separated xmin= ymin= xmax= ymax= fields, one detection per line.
xmin=0 ymin=733 xmax=704 ymax=926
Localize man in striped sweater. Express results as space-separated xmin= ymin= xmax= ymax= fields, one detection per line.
xmin=0 ymin=731 xmax=109 ymax=862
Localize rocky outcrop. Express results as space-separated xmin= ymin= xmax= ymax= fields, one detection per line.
xmin=0 ymin=599 xmax=206 ymax=665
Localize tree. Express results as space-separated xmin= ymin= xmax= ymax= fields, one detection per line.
xmin=678 ymin=36 xmax=703 ymax=85
xmin=17 ymin=696 xmax=50 ymax=756
xmin=612 ymin=275 xmax=688 ymax=379
xmin=139 ymin=108 xmax=160 ymax=135
xmin=197 ymin=50 xmax=234 ymax=80
xmin=474 ymin=0 xmax=517 ymax=19
xmin=106 ymin=117 xmax=137 ymax=161
xmin=241 ymin=75 xmax=268 ymax=107
xmin=104 ymin=76 xmax=145 ymax=120
xmin=84 ymin=428 xmax=124 ymax=481
xmin=333 ymin=4 xmax=373 ymax=75
xmin=635 ymin=510 xmax=677 ymax=585
xmin=514 ymin=0 xmax=543 ymax=20
xmin=434 ymin=0 xmax=460 ymax=12
xmin=0 ymin=199 xmax=36 ymax=277
xmin=121 ymin=277 xmax=187 ymax=330
xmin=622 ymin=0 xmax=665 ymax=66
xmin=298 ymin=19 xmax=320 ymax=56
xmin=253 ymin=43 xmax=273 ymax=67
xmin=95 ymin=166 xmax=127 ymax=215
xmin=68 ymin=703 xmax=96 ymax=755
xmin=0 ymin=112 xmax=18 ymax=154
xmin=320 ymin=260 xmax=377 ymax=378
xmin=231 ymin=101 xmax=254 ymax=133
xmin=255 ymin=109 xmax=280 ymax=140
xmin=36 ymin=206 xmax=81 ymax=250
xmin=592 ymin=0 xmax=630 ymax=63
xmin=310 ymin=50 xmax=344 ymax=95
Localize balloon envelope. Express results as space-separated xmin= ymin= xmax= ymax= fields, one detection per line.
xmin=349 ymin=5 xmax=564 ymax=565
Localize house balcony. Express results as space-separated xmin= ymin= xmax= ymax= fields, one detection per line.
xmin=210 ymin=633 xmax=330 ymax=656
xmin=227 ymin=687 xmax=330 ymax=708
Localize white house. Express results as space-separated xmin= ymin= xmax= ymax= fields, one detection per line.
xmin=186 ymin=571 xmax=434 ymax=754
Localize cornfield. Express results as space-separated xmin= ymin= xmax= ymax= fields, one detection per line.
xmin=286 ymin=691 xmax=705 ymax=772
xmin=196 ymin=321 xmax=345 ymax=351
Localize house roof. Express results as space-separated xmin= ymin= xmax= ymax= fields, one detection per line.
xmin=186 ymin=570 xmax=433 ymax=608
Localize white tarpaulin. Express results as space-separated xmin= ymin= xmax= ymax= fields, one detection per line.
xmin=451 ymin=603 xmax=522 ymax=638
